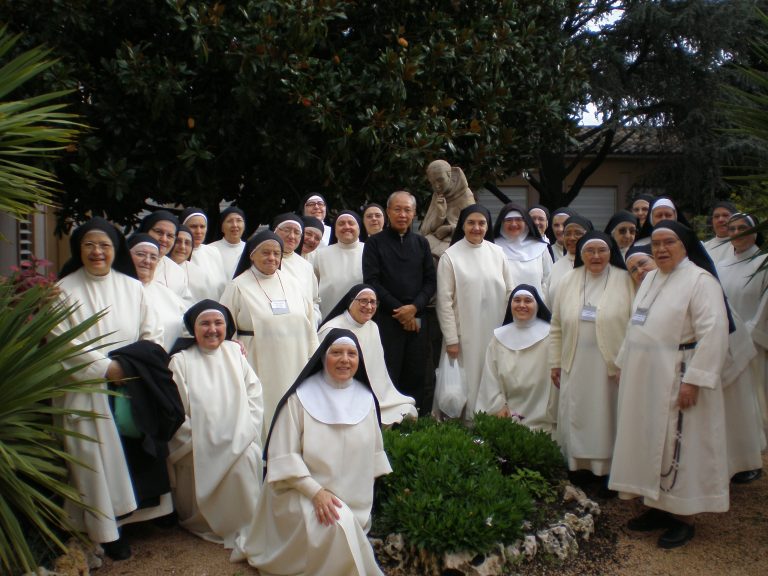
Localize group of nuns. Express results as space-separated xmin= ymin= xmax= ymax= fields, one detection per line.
xmin=53 ymin=193 xmax=406 ymax=575
xmin=435 ymin=195 xmax=766 ymax=550
xmin=53 ymin=190 xmax=767 ymax=571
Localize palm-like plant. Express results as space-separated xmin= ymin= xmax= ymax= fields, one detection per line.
xmin=0 ymin=25 xmax=81 ymax=222
xmin=0 ymin=283 xmax=108 ymax=574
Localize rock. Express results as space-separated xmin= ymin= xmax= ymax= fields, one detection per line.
xmin=562 ymin=512 xmax=595 ymax=541
xmin=522 ymin=534 xmax=538 ymax=560
xmin=562 ymin=484 xmax=601 ymax=516
xmin=443 ymin=546 xmax=506 ymax=576
xmin=537 ymin=524 xmax=579 ymax=561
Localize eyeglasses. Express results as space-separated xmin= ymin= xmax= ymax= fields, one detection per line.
xmin=305 ymin=201 xmax=326 ymax=208
xmin=628 ymin=258 xmax=652 ymax=275
xmin=563 ymin=229 xmax=586 ymax=239
xmin=151 ymin=228 xmax=176 ymax=241
xmin=651 ymin=239 xmax=680 ymax=249
xmin=354 ymin=298 xmax=378 ymax=307
xmin=581 ymin=247 xmax=609 ymax=256
xmin=81 ymin=241 xmax=113 ymax=252
xmin=132 ymin=250 xmax=159 ymax=263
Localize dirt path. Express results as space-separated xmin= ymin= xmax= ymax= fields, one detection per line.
xmin=95 ymin=455 xmax=768 ymax=576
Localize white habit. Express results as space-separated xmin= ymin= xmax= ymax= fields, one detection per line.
xmin=168 ymin=341 xmax=264 ymax=547
xmin=53 ymin=268 xmax=171 ymax=543
xmin=143 ymin=280 xmax=186 ymax=352
xmin=476 ymin=324 xmax=554 ymax=432
xmin=220 ymin=267 xmax=319 ymax=436
xmin=548 ymin=265 xmax=633 ymax=474
xmin=313 ymin=240 xmax=364 ymax=318
xmin=436 ymin=238 xmax=515 ymax=418
xmin=188 ymin=243 xmax=228 ymax=299
xmin=703 ymin=235 xmax=733 ymax=265
xmin=233 ymin=393 xmax=391 ymax=575
xmin=281 ymin=250 xmax=321 ymax=327
xmin=495 ymin=236 xmax=553 ymax=303
xmin=609 ymin=260 xmax=730 ymax=515
xmin=210 ymin=238 xmax=245 ymax=282
xmin=155 ymin=256 xmax=192 ymax=303
xmin=547 ymin=252 xmax=574 ymax=304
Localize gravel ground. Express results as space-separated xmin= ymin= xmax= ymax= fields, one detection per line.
xmin=94 ymin=455 xmax=768 ymax=576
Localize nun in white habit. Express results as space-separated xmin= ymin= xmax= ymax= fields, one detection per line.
xmin=547 ymin=214 xmax=593 ymax=304
xmin=609 ymin=220 xmax=731 ymax=549
xmin=220 ymin=230 xmax=318 ymax=437
xmin=312 ymin=210 xmax=365 ymax=319
xmin=128 ymin=233 xmax=187 ymax=352
xmin=232 ymin=329 xmax=391 ymax=575
xmin=179 ymin=207 xmax=228 ymax=299
xmin=318 ymin=283 xmax=418 ymax=425
xmin=169 ymin=225 xmax=220 ymax=304
xmin=548 ymin=231 xmax=634 ymax=476
xmin=476 ymin=284 xmax=555 ymax=432
xmin=703 ymin=201 xmax=738 ymax=265
xmin=715 ymin=212 xmax=767 ymax=481
xmin=53 ymin=217 xmax=167 ymax=560
xmin=436 ymin=204 xmax=515 ymax=419
xmin=210 ymin=206 xmax=247 ymax=281
xmin=138 ymin=210 xmax=192 ymax=303
xmin=168 ymin=300 xmax=264 ymax=548
xmin=272 ymin=213 xmax=322 ymax=327
xmin=493 ymin=203 xmax=553 ymax=302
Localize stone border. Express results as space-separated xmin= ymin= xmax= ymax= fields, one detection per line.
xmin=371 ymin=484 xmax=600 ymax=576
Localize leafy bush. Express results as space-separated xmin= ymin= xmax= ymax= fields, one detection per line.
xmin=376 ymin=423 xmax=533 ymax=555
xmin=472 ymin=412 xmax=565 ymax=481
xmin=509 ymin=468 xmax=559 ymax=505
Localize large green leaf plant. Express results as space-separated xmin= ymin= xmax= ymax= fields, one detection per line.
xmin=0 ymin=283 xmax=108 ymax=574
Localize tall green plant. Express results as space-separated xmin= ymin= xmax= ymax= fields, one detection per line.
xmin=0 ymin=282 xmax=110 ymax=574
xmin=0 ymin=25 xmax=80 ymax=222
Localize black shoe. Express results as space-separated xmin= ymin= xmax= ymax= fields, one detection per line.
xmin=732 ymin=468 xmax=762 ymax=484
xmin=102 ymin=537 xmax=132 ymax=561
xmin=152 ymin=511 xmax=178 ymax=528
xmin=626 ymin=508 xmax=673 ymax=532
xmin=657 ymin=521 xmax=695 ymax=549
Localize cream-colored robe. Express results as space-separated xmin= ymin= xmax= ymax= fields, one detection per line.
xmin=548 ymin=266 xmax=634 ymax=474
xmin=609 ymin=260 xmax=730 ymax=515
xmin=547 ymin=252 xmax=574 ymax=304
xmin=188 ymin=243 xmax=228 ymax=300
xmin=313 ymin=240 xmax=364 ymax=319
xmin=717 ymin=244 xmax=768 ymax=458
xmin=155 ymin=256 xmax=192 ymax=303
xmin=143 ymin=280 xmax=186 ymax=352
xmin=281 ymin=250 xmax=321 ymax=328
xmin=232 ymin=393 xmax=391 ymax=575
xmin=476 ymin=334 xmax=554 ymax=432
xmin=210 ymin=238 xmax=245 ymax=282
xmin=318 ymin=311 xmax=418 ymax=425
xmin=496 ymin=239 xmax=554 ymax=304
xmin=53 ymin=268 xmax=170 ymax=543
xmin=436 ymin=238 xmax=515 ymax=418
xmin=704 ymin=235 xmax=733 ymax=265
xmin=220 ymin=267 xmax=318 ymax=437
xmin=168 ymin=341 xmax=264 ymax=548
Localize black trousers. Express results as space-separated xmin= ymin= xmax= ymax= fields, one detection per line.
xmin=375 ymin=311 xmax=433 ymax=414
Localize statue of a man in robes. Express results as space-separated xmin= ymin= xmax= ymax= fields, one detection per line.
xmin=420 ymin=160 xmax=475 ymax=259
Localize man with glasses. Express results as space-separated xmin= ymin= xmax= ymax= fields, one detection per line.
xmin=363 ymin=191 xmax=437 ymax=413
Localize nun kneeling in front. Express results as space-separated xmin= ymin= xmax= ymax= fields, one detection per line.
xmin=232 ymin=329 xmax=391 ymax=576
xmin=167 ymin=300 xmax=264 ymax=548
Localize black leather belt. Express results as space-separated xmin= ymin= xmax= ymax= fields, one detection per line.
xmin=678 ymin=341 xmax=697 ymax=351
xmin=237 ymin=329 xmax=254 ymax=336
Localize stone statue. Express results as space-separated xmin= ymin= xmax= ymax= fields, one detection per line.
xmin=420 ymin=160 xmax=475 ymax=259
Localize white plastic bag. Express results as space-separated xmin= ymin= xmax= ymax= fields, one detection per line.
xmin=435 ymin=351 xmax=467 ymax=419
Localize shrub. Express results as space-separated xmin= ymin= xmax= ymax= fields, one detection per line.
xmin=376 ymin=423 xmax=533 ymax=555
xmin=472 ymin=412 xmax=565 ymax=481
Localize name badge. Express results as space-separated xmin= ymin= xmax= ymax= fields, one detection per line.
xmin=271 ymin=300 xmax=290 ymax=315
xmin=580 ymin=305 xmax=597 ymax=322
xmin=631 ymin=307 xmax=649 ymax=325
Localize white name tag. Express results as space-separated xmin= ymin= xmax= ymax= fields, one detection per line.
xmin=271 ymin=300 xmax=290 ymax=315
xmin=631 ymin=307 xmax=649 ymax=325
xmin=580 ymin=305 xmax=597 ymax=322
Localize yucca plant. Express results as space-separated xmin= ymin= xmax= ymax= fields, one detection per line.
xmin=0 ymin=281 xmax=111 ymax=574
xmin=0 ymin=25 xmax=81 ymax=223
